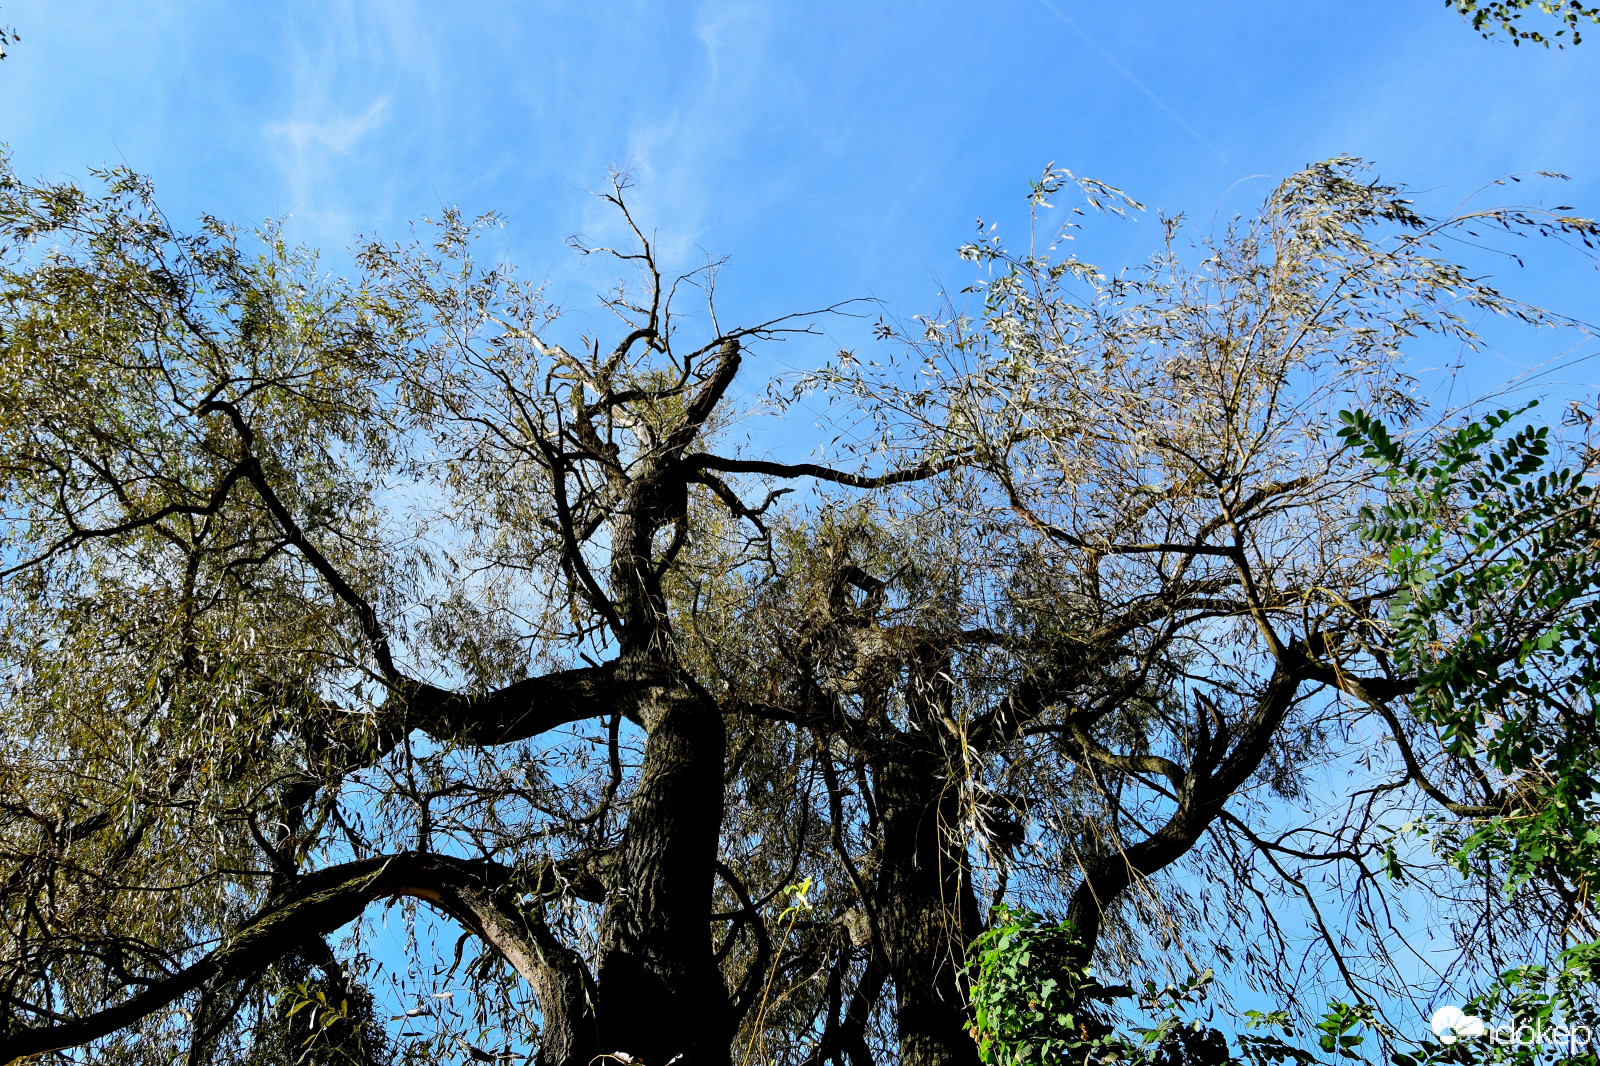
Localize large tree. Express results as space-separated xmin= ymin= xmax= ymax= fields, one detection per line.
xmin=710 ymin=161 xmax=1599 ymax=1066
xmin=0 ymin=158 xmax=1592 ymax=1066
xmin=0 ymin=166 xmax=942 ymax=1066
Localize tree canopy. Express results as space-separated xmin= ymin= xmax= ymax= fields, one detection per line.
xmin=1448 ymin=0 xmax=1600 ymax=45
xmin=0 ymin=155 xmax=1596 ymax=1066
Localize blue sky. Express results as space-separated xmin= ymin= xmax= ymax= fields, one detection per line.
xmin=3 ymin=0 xmax=1598 ymax=397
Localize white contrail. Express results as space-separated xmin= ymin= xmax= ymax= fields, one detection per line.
xmin=1036 ymin=0 xmax=1231 ymax=166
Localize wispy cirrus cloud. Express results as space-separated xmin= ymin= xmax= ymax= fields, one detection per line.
xmin=258 ymin=0 xmax=443 ymax=244
xmin=267 ymin=95 xmax=390 ymax=155
xmin=263 ymin=92 xmax=392 ymax=242
xmin=567 ymin=1 xmax=781 ymax=267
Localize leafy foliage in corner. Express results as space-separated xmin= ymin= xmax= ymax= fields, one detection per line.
xmin=1456 ymin=942 xmax=1600 ymax=1066
xmin=1447 ymin=0 xmax=1600 ymax=45
xmin=1340 ymin=404 xmax=1600 ymax=916
xmin=1341 ymin=403 xmax=1600 ymax=1060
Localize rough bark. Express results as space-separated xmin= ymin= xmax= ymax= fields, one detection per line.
xmin=872 ymin=752 xmax=983 ymax=1066
xmin=593 ymin=684 xmax=732 ymax=1066
xmin=576 ymin=341 xmax=744 ymax=1066
xmin=858 ymin=645 xmax=983 ymax=1066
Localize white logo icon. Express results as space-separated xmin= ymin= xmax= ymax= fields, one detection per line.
xmin=1432 ymin=1006 xmax=1485 ymax=1044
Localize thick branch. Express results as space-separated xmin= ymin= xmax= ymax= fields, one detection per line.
xmin=1064 ymin=653 xmax=1308 ymax=961
xmin=686 ymin=452 xmax=966 ymax=490
xmin=405 ymin=658 xmax=650 ymax=745
xmin=0 ymin=853 xmax=598 ymax=1065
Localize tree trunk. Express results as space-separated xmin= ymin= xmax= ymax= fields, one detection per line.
xmin=593 ymin=684 xmax=732 ymax=1066
xmin=872 ymin=754 xmax=983 ymax=1066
